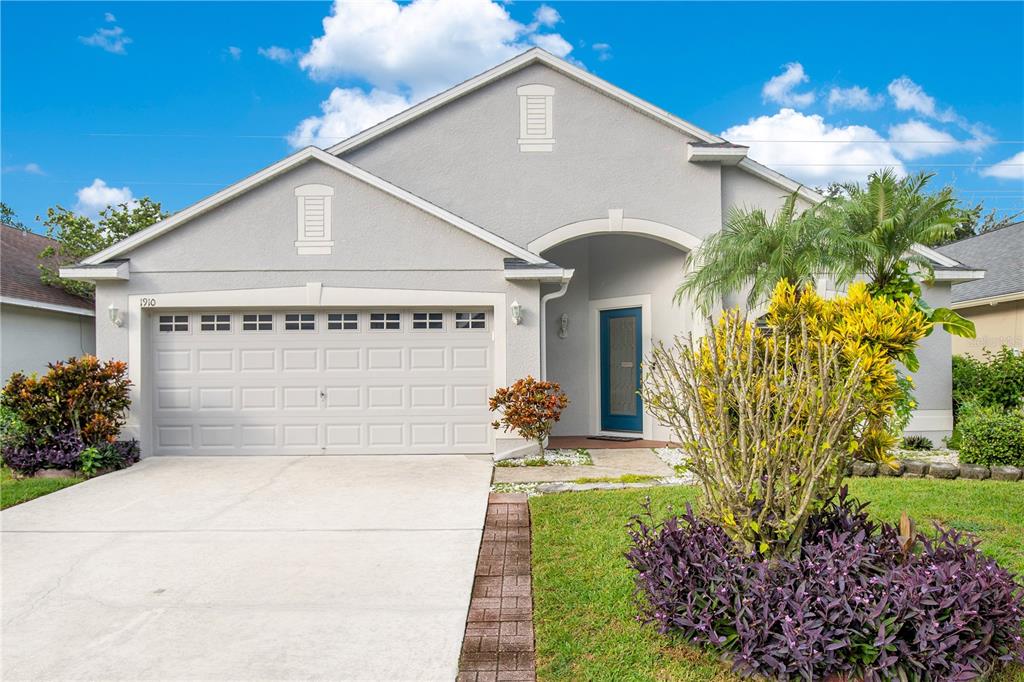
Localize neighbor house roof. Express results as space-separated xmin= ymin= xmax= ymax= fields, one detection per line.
xmin=0 ymin=224 xmax=95 ymax=316
xmin=325 ymin=48 xmax=823 ymax=205
xmin=937 ymin=222 xmax=1024 ymax=306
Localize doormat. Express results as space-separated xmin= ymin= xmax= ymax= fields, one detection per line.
xmin=588 ymin=435 xmax=641 ymax=442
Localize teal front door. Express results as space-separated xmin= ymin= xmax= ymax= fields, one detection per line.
xmin=599 ymin=307 xmax=643 ymax=432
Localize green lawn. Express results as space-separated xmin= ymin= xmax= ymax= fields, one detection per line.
xmin=530 ymin=479 xmax=1024 ymax=682
xmin=1 ymin=466 xmax=83 ymax=510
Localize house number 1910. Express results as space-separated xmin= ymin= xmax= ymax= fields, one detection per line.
xmin=140 ymin=298 xmax=157 ymax=308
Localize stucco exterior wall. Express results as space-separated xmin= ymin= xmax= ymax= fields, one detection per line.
xmin=952 ymin=300 xmax=1024 ymax=357
xmin=1 ymin=304 xmax=95 ymax=379
xmin=342 ymin=62 xmax=729 ymax=249
xmin=905 ymin=281 xmax=954 ymax=441
xmin=543 ymin=235 xmax=690 ymax=439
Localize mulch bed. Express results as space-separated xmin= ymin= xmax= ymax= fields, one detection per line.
xmin=457 ymin=493 xmax=536 ymax=682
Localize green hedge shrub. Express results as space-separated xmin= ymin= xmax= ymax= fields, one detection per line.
xmin=952 ymin=347 xmax=1024 ymax=416
xmin=957 ymin=404 xmax=1024 ymax=467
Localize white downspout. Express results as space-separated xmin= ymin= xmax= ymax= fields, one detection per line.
xmin=539 ymin=269 xmax=574 ymax=380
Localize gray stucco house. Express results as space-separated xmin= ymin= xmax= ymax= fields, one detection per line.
xmin=60 ymin=49 xmax=973 ymax=457
xmin=2 ymin=224 xmax=96 ymax=379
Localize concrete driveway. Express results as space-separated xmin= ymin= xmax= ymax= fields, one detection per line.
xmin=1 ymin=455 xmax=493 ymax=681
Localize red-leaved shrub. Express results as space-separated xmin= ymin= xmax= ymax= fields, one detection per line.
xmin=489 ymin=376 xmax=568 ymax=457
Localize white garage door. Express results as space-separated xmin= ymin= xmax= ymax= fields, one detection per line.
xmin=149 ymin=308 xmax=494 ymax=455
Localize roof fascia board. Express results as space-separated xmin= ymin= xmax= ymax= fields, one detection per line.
xmin=504 ymin=267 xmax=573 ymax=282
xmin=59 ymin=261 xmax=130 ymax=281
xmin=931 ymin=270 xmax=986 ymax=283
xmin=82 ymin=147 xmax=544 ymax=266
xmin=912 ymin=243 xmax=962 ymax=268
xmin=951 ymin=290 xmax=1024 ymax=309
xmin=0 ymin=296 xmax=96 ymax=317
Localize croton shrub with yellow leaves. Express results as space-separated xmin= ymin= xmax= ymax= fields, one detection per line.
xmin=641 ymin=281 xmax=929 ymax=558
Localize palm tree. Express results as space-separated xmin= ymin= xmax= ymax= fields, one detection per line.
xmin=675 ymin=191 xmax=856 ymax=313
xmin=828 ymin=169 xmax=958 ymax=291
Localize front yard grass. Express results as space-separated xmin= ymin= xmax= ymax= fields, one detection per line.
xmin=530 ymin=479 xmax=1024 ymax=682
xmin=1 ymin=466 xmax=83 ymax=510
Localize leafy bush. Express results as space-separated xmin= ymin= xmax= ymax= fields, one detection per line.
xmin=901 ymin=434 xmax=933 ymax=451
xmin=626 ymin=490 xmax=1024 ymax=681
xmin=953 ymin=347 xmax=1024 ymax=415
xmin=3 ymin=431 xmax=84 ymax=475
xmin=958 ymin=405 xmax=1024 ymax=467
xmin=2 ymin=356 xmax=131 ymax=448
xmin=78 ymin=439 xmax=140 ymax=477
xmin=0 ymin=404 xmax=29 ymax=452
xmin=489 ymin=377 xmax=569 ymax=457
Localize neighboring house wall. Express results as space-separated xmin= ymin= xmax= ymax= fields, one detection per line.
xmin=1 ymin=303 xmax=95 ymax=378
xmin=952 ymin=300 xmax=1024 ymax=357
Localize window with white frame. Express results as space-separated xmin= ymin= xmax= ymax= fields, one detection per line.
xmin=158 ymin=315 xmax=189 ymax=332
xmin=285 ymin=313 xmax=316 ymax=331
xmin=242 ymin=313 xmax=273 ymax=331
xmin=293 ymin=184 xmax=335 ymax=255
xmin=369 ymin=312 xmax=401 ymax=330
xmin=200 ymin=314 xmax=231 ymax=332
xmin=412 ymin=312 xmax=443 ymax=330
xmin=327 ymin=313 xmax=358 ymax=331
xmin=517 ymin=84 xmax=555 ymax=152
xmin=455 ymin=311 xmax=486 ymax=330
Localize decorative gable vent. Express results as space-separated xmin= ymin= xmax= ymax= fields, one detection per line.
xmin=517 ymin=84 xmax=555 ymax=152
xmin=294 ymin=183 xmax=335 ymax=255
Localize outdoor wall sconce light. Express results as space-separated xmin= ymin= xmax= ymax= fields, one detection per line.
xmin=108 ymin=304 xmax=124 ymax=327
xmin=558 ymin=313 xmax=569 ymax=339
xmin=510 ymin=300 xmax=523 ymax=325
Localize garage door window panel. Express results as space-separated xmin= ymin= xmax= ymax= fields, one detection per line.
xmin=285 ymin=312 xmax=317 ymax=331
xmin=327 ymin=312 xmax=359 ymax=331
xmin=455 ymin=312 xmax=487 ymax=330
xmin=158 ymin=314 xmax=190 ymax=333
xmin=412 ymin=312 xmax=444 ymax=330
xmin=370 ymin=312 xmax=401 ymax=331
xmin=242 ymin=313 xmax=274 ymax=332
xmin=200 ymin=314 xmax=232 ymax=332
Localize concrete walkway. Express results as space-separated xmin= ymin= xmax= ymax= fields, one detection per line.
xmin=492 ymin=448 xmax=674 ymax=483
xmin=2 ymin=455 xmax=492 ymax=681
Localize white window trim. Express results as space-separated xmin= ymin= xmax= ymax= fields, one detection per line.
xmin=283 ymin=311 xmax=317 ymax=332
xmin=241 ymin=312 xmax=275 ymax=333
xmin=198 ymin=313 xmax=233 ymax=333
xmin=411 ymin=311 xmax=445 ymax=331
xmin=454 ymin=310 xmax=488 ymax=331
xmin=157 ymin=313 xmax=191 ymax=334
xmin=294 ymin=184 xmax=335 ymax=255
xmin=517 ymin=84 xmax=555 ymax=152
xmin=588 ymin=294 xmax=653 ymax=440
xmin=326 ymin=311 xmax=360 ymax=331
xmin=368 ymin=311 xmax=402 ymax=331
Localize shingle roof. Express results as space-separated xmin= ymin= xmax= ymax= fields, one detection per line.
xmin=937 ymin=222 xmax=1024 ymax=304
xmin=0 ymin=224 xmax=94 ymax=311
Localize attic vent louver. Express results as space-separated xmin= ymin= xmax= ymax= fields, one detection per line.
xmin=517 ymin=84 xmax=555 ymax=152
xmin=294 ymin=184 xmax=335 ymax=255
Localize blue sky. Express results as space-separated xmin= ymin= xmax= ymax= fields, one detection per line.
xmin=2 ymin=1 xmax=1023 ymax=231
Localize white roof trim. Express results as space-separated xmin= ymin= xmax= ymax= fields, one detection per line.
xmin=951 ymin=290 xmax=1023 ymax=309
xmin=912 ymin=243 xmax=962 ymax=268
xmin=81 ymin=147 xmax=545 ymax=266
xmin=1 ymin=295 xmax=95 ymax=317
xmin=326 ymin=48 xmax=817 ymax=202
xmin=504 ymin=267 xmax=574 ymax=282
xmin=932 ymin=269 xmax=986 ymax=283
xmin=687 ymin=144 xmax=748 ymax=165
xmin=59 ymin=261 xmax=131 ymax=281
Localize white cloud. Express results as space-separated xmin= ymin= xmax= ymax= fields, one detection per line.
xmin=298 ymin=0 xmax=572 ymax=100
xmin=721 ymin=108 xmax=904 ymax=184
xmin=533 ymin=5 xmax=560 ymax=27
xmin=2 ymin=162 xmax=45 ymax=175
xmin=762 ymin=63 xmax=815 ymax=108
xmin=104 ymin=12 xmax=116 ymax=22
xmin=530 ymin=33 xmax=572 ymax=57
xmin=592 ymin=42 xmax=611 ymax=61
xmin=887 ymin=120 xmax=961 ymax=160
xmin=287 ymin=87 xmax=412 ymax=148
xmin=980 ymin=151 xmax=1024 ymax=181
xmin=74 ymin=179 xmax=135 ymax=219
xmin=226 ymin=46 xmax=242 ymax=61
xmin=827 ymin=85 xmax=883 ymax=112
xmin=79 ymin=24 xmax=131 ymax=54
xmin=258 ymin=46 xmax=298 ymax=63
xmin=886 ymin=75 xmax=992 ymax=151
